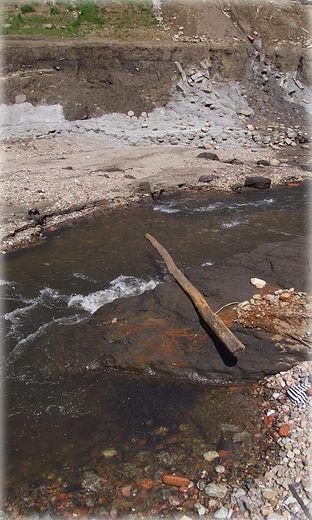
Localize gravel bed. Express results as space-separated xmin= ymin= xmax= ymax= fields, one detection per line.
xmin=2 ymin=362 xmax=311 ymax=520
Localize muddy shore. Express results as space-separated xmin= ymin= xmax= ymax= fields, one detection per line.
xmin=2 ymin=135 xmax=310 ymax=254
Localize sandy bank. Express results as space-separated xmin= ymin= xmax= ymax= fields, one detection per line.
xmin=2 ymin=133 xmax=309 ymax=254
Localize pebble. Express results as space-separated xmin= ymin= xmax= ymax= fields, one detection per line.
xmin=251 ymin=277 xmax=266 ymax=289
xmin=162 ymin=474 xmax=190 ymax=487
xmin=213 ymin=506 xmax=230 ymax=518
xmin=204 ymin=483 xmax=228 ymax=498
xmin=197 ymin=479 xmax=206 ymax=491
xmin=102 ymin=447 xmax=117 ymax=457
xmin=203 ymin=450 xmax=219 ymax=461
xmin=278 ymin=424 xmax=290 ymax=437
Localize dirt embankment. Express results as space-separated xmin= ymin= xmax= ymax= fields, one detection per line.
xmin=2 ymin=0 xmax=311 ymax=120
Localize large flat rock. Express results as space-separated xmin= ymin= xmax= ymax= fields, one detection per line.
xmin=48 ymin=235 xmax=311 ymax=383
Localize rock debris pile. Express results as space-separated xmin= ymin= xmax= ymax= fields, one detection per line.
xmin=2 ymin=61 xmax=311 ymax=150
xmin=235 ymin=285 xmax=311 ymax=346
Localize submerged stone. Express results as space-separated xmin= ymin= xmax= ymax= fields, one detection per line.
xmin=204 ymin=483 xmax=228 ymax=498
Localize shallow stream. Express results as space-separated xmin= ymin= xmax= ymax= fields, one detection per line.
xmin=1 ymin=185 xmax=309 ymax=515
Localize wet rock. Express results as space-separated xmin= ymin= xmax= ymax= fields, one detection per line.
xmin=81 ymin=471 xmax=102 ymax=492
xmin=46 ymin=236 xmax=310 ymax=381
xmin=162 ymin=474 xmax=190 ymax=487
xmin=204 ymin=483 xmax=228 ymax=498
xmin=257 ymin=159 xmax=270 ymax=166
xmin=231 ymin=182 xmax=243 ymax=192
xmin=198 ymin=174 xmax=214 ymax=183
xmin=168 ymin=495 xmax=181 ymax=506
xmin=203 ymin=450 xmax=219 ymax=462
xmin=223 ymin=158 xmax=244 ymax=165
xmin=232 ymin=431 xmax=250 ymax=442
xmin=102 ymin=448 xmax=117 ymax=457
xmin=244 ymin=176 xmax=271 ymax=189
xmin=197 ymin=479 xmax=207 ymax=491
xmin=197 ymin=152 xmax=219 ymax=161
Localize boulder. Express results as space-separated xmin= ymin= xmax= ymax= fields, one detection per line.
xmin=198 ymin=174 xmax=214 ymax=183
xmin=223 ymin=158 xmax=244 ymax=165
xmin=257 ymin=159 xmax=270 ymax=166
xmin=244 ymin=176 xmax=271 ymax=189
xmin=197 ymin=152 xmax=220 ymax=161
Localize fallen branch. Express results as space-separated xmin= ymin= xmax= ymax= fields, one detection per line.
xmin=145 ymin=233 xmax=245 ymax=358
xmin=215 ymin=301 xmax=240 ymax=315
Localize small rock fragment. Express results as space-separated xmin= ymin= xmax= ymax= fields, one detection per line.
xmin=251 ymin=278 xmax=266 ymax=289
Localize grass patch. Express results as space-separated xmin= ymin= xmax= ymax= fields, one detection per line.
xmin=20 ymin=3 xmax=36 ymax=13
xmin=1 ymin=0 xmax=159 ymax=37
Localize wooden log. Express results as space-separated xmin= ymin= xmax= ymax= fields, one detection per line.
xmin=145 ymin=233 xmax=245 ymax=358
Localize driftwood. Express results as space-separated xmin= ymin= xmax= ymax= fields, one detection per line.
xmin=145 ymin=233 xmax=245 ymax=358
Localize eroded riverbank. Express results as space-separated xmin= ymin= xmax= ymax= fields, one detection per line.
xmin=2 ymin=137 xmax=311 ymax=254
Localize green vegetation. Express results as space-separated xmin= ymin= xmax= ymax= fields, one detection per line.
xmin=72 ymin=1 xmax=104 ymax=29
xmin=50 ymin=6 xmax=60 ymax=14
xmin=0 ymin=0 xmax=159 ymax=38
xmin=20 ymin=3 xmax=36 ymax=13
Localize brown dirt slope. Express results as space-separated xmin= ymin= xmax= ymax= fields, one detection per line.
xmin=1 ymin=0 xmax=311 ymax=120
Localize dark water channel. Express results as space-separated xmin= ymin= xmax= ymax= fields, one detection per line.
xmin=1 ymin=185 xmax=309 ymax=515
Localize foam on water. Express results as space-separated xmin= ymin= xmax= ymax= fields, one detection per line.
xmin=68 ymin=275 xmax=157 ymax=313
xmin=194 ymin=198 xmax=274 ymax=214
xmin=227 ymin=198 xmax=274 ymax=210
xmin=193 ymin=201 xmax=225 ymax=213
xmin=4 ymin=287 xmax=68 ymax=330
xmin=221 ymin=218 xmax=248 ymax=228
xmin=0 ymin=279 xmax=13 ymax=286
xmin=6 ymin=313 xmax=83 ymax=364
xmin=153 ymin=205 xmax=181 ymax=214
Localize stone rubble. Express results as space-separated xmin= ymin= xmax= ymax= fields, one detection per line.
xmin=151 ymin=361 xmax=312 ymax=520
xmin=235 ymin=285 xmax=311 ymax=344
xmin=2 ymin=61 xmax=311 ymax=150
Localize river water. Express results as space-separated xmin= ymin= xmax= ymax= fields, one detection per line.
xmin=1 ymin=185 xmax=309 ymax=516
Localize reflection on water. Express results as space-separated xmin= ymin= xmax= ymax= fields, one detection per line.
xmin=1 ymin=185 xmax=309 ymax=513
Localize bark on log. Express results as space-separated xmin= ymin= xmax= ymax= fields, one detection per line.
xmin=145 ymin=233 xmax=245 ymax=358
